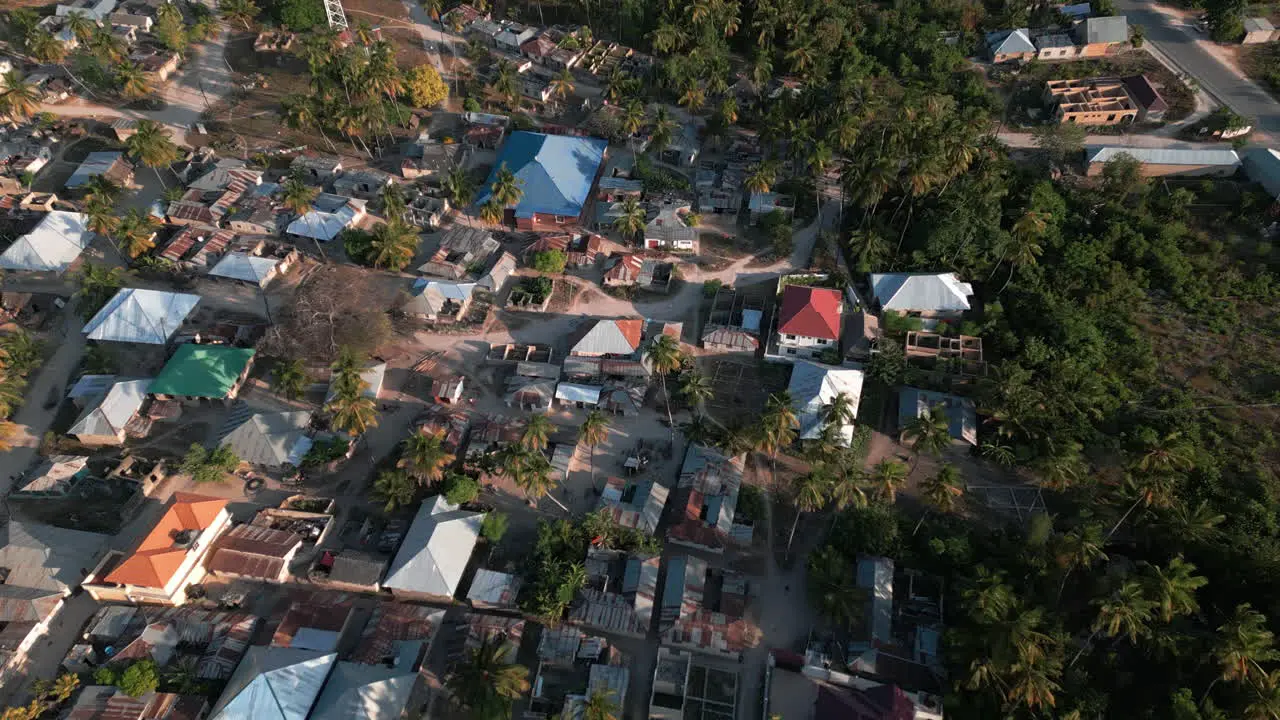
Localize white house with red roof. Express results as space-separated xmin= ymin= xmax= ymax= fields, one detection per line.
xmin=774 ymin=284 xmax=844 ymax=360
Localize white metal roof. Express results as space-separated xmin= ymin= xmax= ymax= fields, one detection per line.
xmin=208 ymin=252 xmax=280 ymax=287
xmin=555 ymin=382 xmax=603 ymax=405
xmin=69 ymin=378 xmax=150 ymax=438
xmin=0 ymin=211 xmax=92 ymax=273
xmin=1085 ymin=145 xmax=1241 ymax=167
xmin=309 ymin=663 xmax=416 ymax=720
xmin=571 ymin=319 xmax=641 ymax=356
xmin=67 ymin=374 xmax=117 ymax=399
xmin=286 ymin=196 xmax=365 ymax=241
xmin=869 ymin=272 xmax=973 ymax=313
xmin=208 ymin=647 xmax=336 ymax=720
xmin=383 ymin=495 xmax=485 ymax=598
xmin=81 ymin=288 xmax=201 ymax=344
xmin=787 ymin=361 xmax=864 ymax=446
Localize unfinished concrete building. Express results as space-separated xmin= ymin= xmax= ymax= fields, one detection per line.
xmin=700 ymin=288 xmax=765 ymax=354
xmin=1043 ymin=77 xmax=1138 ymax=125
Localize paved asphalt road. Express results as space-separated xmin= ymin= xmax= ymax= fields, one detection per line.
xmin=1117 ymin=0 xmax=1280 ymax=141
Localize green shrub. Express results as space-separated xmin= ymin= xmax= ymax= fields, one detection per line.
xmin=481 ymin=512 xmax=509 ymax=541
xmin=443 ymin=473 xmax=480 ymax=505
xmin=702 ymin=279 xmax=723 ymax=298
xmin=531 ymin=249 xmax=568 ymax=274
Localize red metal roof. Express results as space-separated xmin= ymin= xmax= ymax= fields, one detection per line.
xmin=777 ymin=285 xmax=842 ymax=341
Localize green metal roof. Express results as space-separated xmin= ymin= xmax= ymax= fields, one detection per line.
xmin=149 ymin=345 xmax=256 ymax=398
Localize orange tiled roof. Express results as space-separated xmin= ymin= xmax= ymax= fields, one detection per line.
xmin=615 ymin=319 xmax=643 ymax=350
xmin=105 ymin=493 xmax=229 ymax=588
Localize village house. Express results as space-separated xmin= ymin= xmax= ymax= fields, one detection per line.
xmin=418 ymin=225 xmax=499 ymax=279
xmin=701 ymin=288 xmax=765 ymax=354
xmin=68 ymin=378 xmax=151 ymax=446
xmin=82 ymin=288 xmax=200 ymax=344
xmin=383 ymin=495 xmax=486 ymax=602
xmin=788 ymin=361 xmax=865 ymax=446
xmin=667 ymin=445 xmax=749 ymax=554
xmin=659 ymin=555 xmax=757 ymax=659
xmin=898 ymin=387 xmax=978 ymax=447
xmin=218 ymin=409 xmax=314 ymax=470
xmin=524 ymin=232 xmax=603 ymax=268
xmin=206 ymin=524 xmax=304 ymax=584
xmin=403 ymin=279 xmax=477 ymax=323
xmin=1074 ymin=15 xmax=1129 ymax=55
xmin=475 ymin=131 xmax=607 ymax=230
xmin=0 ymin=210 xmax=92 ymax=275
xmin=1084 ymin=145 xmax=1241 ymax=177
xmin=1122 ymin=74 xmax=1169 ymax=121
xmin=774 ymin=284 xmax=844 ymax=360
xmin=986 ymin=28 xmax=1036 ymax=63
xmin=333 ymin=168 xmax=396 ymax=200
xmin=644 ymin=198 xmax=698 ymax=252
xmin=290 ymin=154 xmax=343 ymax=183
xmin=868 ymin=272 xmax=973 ymax=323
xmin=1244 ymin=17 xmax=1277 ymax=43
xmin=83 ymin=493 xmax=231 ymax=605
xmin=65 ymin=151 xmax=134 ymax=191
xmin=569 ymin=550 xmax=659 ymax=638
xmin=147 ymin=344 xmax=256 ymax=404
xmin=0 ymin=522 xmax=107 ymax=687
xmin=286 ymin=194 xmax=367 ymax=243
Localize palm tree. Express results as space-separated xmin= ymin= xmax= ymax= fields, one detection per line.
xmin=868 ymin=459 xmax=908 ymax=503
xmin=64 ymin=12 xmax=97 ymax=44
xmin=827 ymin=468 xmax=868 ymax=512
xmin=0 ymin=71 xmax=41 ymax=122
xmin=919 ymin=464 xmax=964 ymax=513
xmin=117 ymin=209 xmax=158 ymax=259
xmin=757 ymin=391 xmax=798 ymax=488
xmin=489 ymin=164 xmax=524 ymax=208
xmin=645 ymin=334 xmax=683 ymax=433
xmin=621 ymin=100 xmax=646 ymax=160
xmin=679 ymin=371 xmax=713 ymax=415
xmin=807 ymin=545 xmax=863 ymax=627
xmin=1141 ymin=555 xmax=1206 ymax=622
xmin=499 ymin=444 xmax=567 ymax=511
xmin=1092 ymin=580 xmax=1155 ymax=644
xmin=273 ymin=358 xmax=309 ymax=399
xmin=521 ymin=413 xmax=553 ymax=451
xmin=280 ymin=94 xmax=339 ymax=153
xmin=785 ymin=42 xmax=814 ymax=73
xmin=125 ymin=120 xmax=179 ymax=188
xmin=73 ymin=261 xmax=126 ymax=319
xmin=579 ymin=409 xmax=610 ymax=490
xmin=548 ymin=67 xmax=575 ymax=110
xmin=1214 ymin=604 xmax=1279 ymax=687
xmin=83 ymin=174 xmax=122 ymax=205
xmin=788 ymin=466 xmax=829 ymax=550
xmin=115 ymin=60 xmax=153 ymax=99
xmin=903 ymin=404 xmax=951 ymax=460
xmin=679 ymin=85 xmax=706 ymax=113
xmin=84 ymin=196 xmax=120 ymax=251
xmin=89 ymin=26 xmax=126 ymax=63
xmin=281 ymin=174 xmax=325 ymax=259
xmin=491 ymin=61 xmax=519 ymax=107
xmin=218 ymin=0 xmax=259 ymax=28
xmin=821 ymin=392 xmax=855 ymax=434
xmin=649 ymin=106 xmax=676 ymax=155
xmin=612 ymin=196 xmax=647 ymax=243
xmin=446 ymin=637 xmax=530 ymax=719
xmin=400 ymin=430 xmax=455 ymax=483
xmin=27 ymin=30 xmax=67 ymax=64
xmin=444 ymin=166 xmax=475 ymax=206
xmin=367 ymin=220 xmax=419 ymax=271
xmin=372 ymin=469 xmax=416 ymax=511
xmin=1246 ymin=672 xmax=1280 ymax=720
xmin=1055 ymin=524 xmax=1108 ymax=601
xmin=326 ymin=383 xmax=378 ymax=435
xmin=962 ymin=566 xmax=1015 ymax=623
xmin=744 ymin=162 xmax=775 ymax=194
xmin=582 ymin=689 xmax=621 ymax=720
xmin=1136 ymin=430 xmax=1196 ymax=474
xmin=478 ymin=200 xmax=504 ymax=225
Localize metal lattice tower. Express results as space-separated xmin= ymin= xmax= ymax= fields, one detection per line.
xmin=323 ymin=0 xmax=349 ymax=30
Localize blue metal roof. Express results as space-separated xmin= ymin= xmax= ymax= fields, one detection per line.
xmin=475 ymin=131 xmax=607 ymax=219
